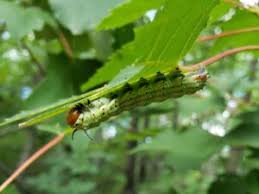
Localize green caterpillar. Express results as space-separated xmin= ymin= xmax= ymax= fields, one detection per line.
xmin=67 ymin=68 xmax=207 ymax=135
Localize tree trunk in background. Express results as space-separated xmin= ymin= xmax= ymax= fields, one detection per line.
xmin=139 ymin=115 xmax=149 ymax=183
xmin=172 ymin=100 xmax=179 ymax=130
xmin=244 ymin=59 xmax=257 ymax=102
xmin=123 ymin=115 xmax=138 ymax=194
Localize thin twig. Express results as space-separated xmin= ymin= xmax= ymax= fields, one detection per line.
xmin=0 ymin=161 xmax=31 ymax=194
xmin=56 ymin=30 xmax=74 ymax=60
xmin=22 ymin=42 xmax=46 ymax=76
xmin=180 ymin=45 xmax=259 ymax=71
xmin=0 ymin=133 xmax=65 ymax=192
xmin=198 ymin=27 xmax=259 ymax=42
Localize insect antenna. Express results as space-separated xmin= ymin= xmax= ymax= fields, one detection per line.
xmin=83 ymin=129 xmax=94 ymax=141
xmin=71 ymin=128 xmax=94 ymax=140
xmin=72 ymin=129 xmax=78 ymax=140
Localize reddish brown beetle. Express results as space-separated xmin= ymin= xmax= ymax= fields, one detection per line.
xmin=66 ymin=103 xmax=93 ymax=140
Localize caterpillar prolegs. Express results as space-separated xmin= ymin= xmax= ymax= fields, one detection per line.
xmin=67 ymin=68 xmax=208 ymax=136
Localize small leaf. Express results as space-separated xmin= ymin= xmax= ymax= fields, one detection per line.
xmin=0 ymin=1 xmax=57 ymax=39
xmin=23 ymin=56 xmax=74 ymax=109
xmin=208 ymin=2 xmax=231 ymax=24
xmin=225 ymin=108 xmax=259 ymax=148
xmin=49 ymin=0 xmax=124 ymax=34
xmin=97 ymin=0 xmax=165 ymax=30
xmin=1 ymin=184 xmax=19 ymax=194
xmin=212 ymin=9 xmax=259 ymax=54
xmin=133 ymin=128 xmax=222 ymax=171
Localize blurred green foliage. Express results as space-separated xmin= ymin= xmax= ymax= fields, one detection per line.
xmin=0 ymin=0 xmax=259 ymax=194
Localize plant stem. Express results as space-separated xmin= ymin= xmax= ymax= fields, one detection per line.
xmin=56 ymin=30 xmax=74 ymax=60
xmin=0 ymin=133 xmax=65 ymax=192
xmin=198 ymin=27 xmax=259 ymax=42
xmin=180 ymin=45 xmax=259 ymax=71
xmin=0 ymin=161 xmax=31 ymax=194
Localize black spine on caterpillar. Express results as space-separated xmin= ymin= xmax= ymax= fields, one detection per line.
xmin=67 ymin=69 xmax=207 ymax=130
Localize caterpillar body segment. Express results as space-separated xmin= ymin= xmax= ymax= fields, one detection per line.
xmin=67 ymin=69 xmax=208 ymax=131
xmin=74 ymin=98 xmax=118 ymax=129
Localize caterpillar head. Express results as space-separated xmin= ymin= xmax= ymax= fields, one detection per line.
xmin=67 ymin=103 xmax=85 ymax=127
xmin=188 ymin=68 xmax=208 ymax=82
xmin=193 ymin=72 xmax=208 ymax=82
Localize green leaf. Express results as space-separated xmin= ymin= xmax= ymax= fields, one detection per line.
xmin=208 ymin=2 xmax=231 ymax=24
xmin=0 ymin=81 xmax=104 ymax=128
xmin=82 ymin=0 xmax=219 ymax=90
xmin=221 ymin=9 xmax=259 ymax=29
xmin=225 ymin=108 xmax=259 ymax=148
xmin=133 ymin=128 xmax=222 ymax=171
xmin=178 ymin=94 xmax=224 ymax=117
xmin=1 ymin=184 xmax=19 ymax=194
xmin=89 ymin=31 xmax=114 ymax=61
xmin=226 ymin=127 xmax=259 ymax=148
xmin=97 ymin=0 xmax=165 ymax=30
xmin=23 ymin=55 xmax=74 ymax=109
xmin=0 ymin=0 xmax=217 ymax=129
xmin=48 ymin=0 xmax=124 ymax=34
xmin=68 ymin=31 xmax=113 ymax=60
xmin=212 ymin=9 xmax=259 ymax=54
xmin=81 ymin=44 xmax=135 ymax=90
xmin=0 ymin=1 xmax=57 ymax=39
xmin=209 ymin=172 xmax=259 ymax=194
xmin=0 ymin=55 xmax=102 ymax=128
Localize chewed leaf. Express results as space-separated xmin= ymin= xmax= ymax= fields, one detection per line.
xmin=0 ymin=0 xmax=217 ymax=130
xmin=82 ymin=0 xmax=219 ymax=91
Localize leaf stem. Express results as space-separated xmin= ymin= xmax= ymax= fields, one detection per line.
xmin=0 ymin=133 xmax=65 ymax=192
xmin=180 ymin=45 xmax=259 ymax=71
xmin=56 ymin=30 xmax=74 ymax=60
xmin=197 ymin=27 xmax=259 ymax=42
